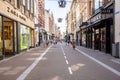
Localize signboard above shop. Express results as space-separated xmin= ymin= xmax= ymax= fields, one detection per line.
xmin=101 ymin=9 xmax=113 ymax=14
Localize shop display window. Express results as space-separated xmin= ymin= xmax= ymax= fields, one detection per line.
xmin=3 ymin=17 xmax=13 ymax=53
xmin=20 ymin=24 xmax=30 ymax=50
xmin=4 ymin=26 xmax=11 ymax=40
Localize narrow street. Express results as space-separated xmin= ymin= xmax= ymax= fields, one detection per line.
xmin=0 ymin=42 xmax=120 ymax=80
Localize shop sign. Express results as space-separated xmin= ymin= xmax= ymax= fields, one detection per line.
xmin=91 ymin=13 xmax=102 ymax=24
xmin=101 ymin=9 xmax=113 ymax=14
xmin=7 ymin=7 xmax=26 ymax=21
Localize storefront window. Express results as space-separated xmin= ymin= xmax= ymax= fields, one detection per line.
xmin=101 ymin=28 xmax=106 ymax=51
xmin=0 ymin=16 xmax=3 ymax=56
xmin=82 ymin=29 xmax=86 ymax=46
xmin=3 ymin=17 xmax=13 ymax=54
xmin=20 ymin=24 xmax=30 ymax=50
xmin=92 ymin=28 xmax=94 ymax=49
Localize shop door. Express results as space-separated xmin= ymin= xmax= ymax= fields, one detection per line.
xmin=101 ymin=28 xmax=106 ymax=52
xmin=95 ymin=29 xmax=100 ymax=50
xmin=106 ymin=26 xmax=111 ymax=53
xmin=3 ymin=17 xmax=13 ymax=55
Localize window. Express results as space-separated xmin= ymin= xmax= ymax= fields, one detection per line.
xmin=22 ymin=0 xmax=26 ymax=6
xmin=94 ymin=0 xmax=103 ymax=10
xmin=31 ymin=0 xmax=34 ymax=13
xmin=17 ymin=0 xmax=20 ymax=8
xmin=28 ymin=0 xmax=30 ymax=10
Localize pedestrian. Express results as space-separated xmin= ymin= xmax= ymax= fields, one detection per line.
xmin=46 ymin=40 xmax=49 ymax=47
xmin=43 ymin=39 xmax=46 ymax=47
xmin=72 ymin=39 xmax=76 ymax=49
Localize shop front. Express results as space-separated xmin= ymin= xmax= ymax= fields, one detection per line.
xmin=86 ymin=6 xmax=113 ymax=54
xmin=0 ymin=2 xmax=35 ymax=59
xmin=0 ymin=15 xmax=18 ymax=58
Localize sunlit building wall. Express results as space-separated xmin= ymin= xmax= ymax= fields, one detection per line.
xmin=77 ymin=0 xmax=94 ymax=46
xmin=70 ymin=0 xmax=76 ymax=40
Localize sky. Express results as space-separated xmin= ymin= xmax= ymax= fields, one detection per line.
xmin=45 ymin=0 xmax=72 ymax=34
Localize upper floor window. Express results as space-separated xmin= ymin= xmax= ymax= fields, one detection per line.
xmin=94 ymin=0 xmax=103 ymax=10
xmin=17 ymin=0 xmax=20 ymax=8
xmin=23 ymin=0 xmax=26 ymax=6
xmin=28 ymin=0 xmax=30 ymax=10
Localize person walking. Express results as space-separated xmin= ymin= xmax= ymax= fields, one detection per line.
xmin=72 ymin=39 xmax=76 ymax=49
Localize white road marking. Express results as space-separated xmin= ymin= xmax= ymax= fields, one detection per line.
xmin=66 ymin=60 xmax=69 ymax=64
xmin=16 ymin=46 xmax=52 ymax=80
xmin=64 ymin=56 xmax=67 ymax=59
xmin=76 ymin=48 xmax=120 ymax=76
xmin=61 ymin=45 xmax=66 ymax=56
xmin=68 ymin=67 xmax=73 ymax=75
xmin=61 ymin=45 xmax=73 ymax=75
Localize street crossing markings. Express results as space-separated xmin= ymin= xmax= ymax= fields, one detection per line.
xmin=76 ymin=48 xmax=120 ymax=77
xmin=16 ymin=45 xmax=52 ymax=80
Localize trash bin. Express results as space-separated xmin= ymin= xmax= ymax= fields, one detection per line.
xmin=116 ymin=42 xmax=120 ymax=58
xmin=112 ymin=42 xmax=120 ymax=58
xmin=112 ymin=43 xmax=116 ymax=57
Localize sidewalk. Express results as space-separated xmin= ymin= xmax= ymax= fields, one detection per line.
xmin=0 ymin=45 xmax=49 ymax=80
xmin=76 ymin=45 xmax=120 ymax=72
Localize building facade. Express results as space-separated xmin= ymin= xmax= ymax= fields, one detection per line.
xmin=66 ymin=0 xmax=120 ymax=57
xmin=49 ymin=13 xmax=55 ymax=40
xmin=70 ymin=0 xmax=76 ymax=41
xmin=76 ymin=0 xmax=94 ymax=46
xmin=78 ymin=0 xmax=116 ymax=55
xmin=0 ymin=0 xmax=34 ymax=59
xmin=38 ymin=0 xmax=45 ymax=44
xmin=45 ymin=10 xmax=55 ymax=41
xmin=34 ymin=0 xmax=39 ymax=46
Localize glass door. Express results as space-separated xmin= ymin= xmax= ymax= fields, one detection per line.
xmin=101 ymin=28 xmax=106 ymax=52
xmin=95 ymin=29 xmax=100 ymax=50
xmin=3 ymin=17 xmax=13 ymax=55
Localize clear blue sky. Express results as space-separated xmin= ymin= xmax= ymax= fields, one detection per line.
xmin=45 ymin=0 xmax=72 ymax=34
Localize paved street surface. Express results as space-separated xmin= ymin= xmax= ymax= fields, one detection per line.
xmin=0 ymin=42 xmax=120 ymax=80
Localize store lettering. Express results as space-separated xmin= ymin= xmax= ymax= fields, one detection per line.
xmin=101 ymin=9 xmax=113 ymax=14
xmin=7 ymin=7 xmax=26 ymax=21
